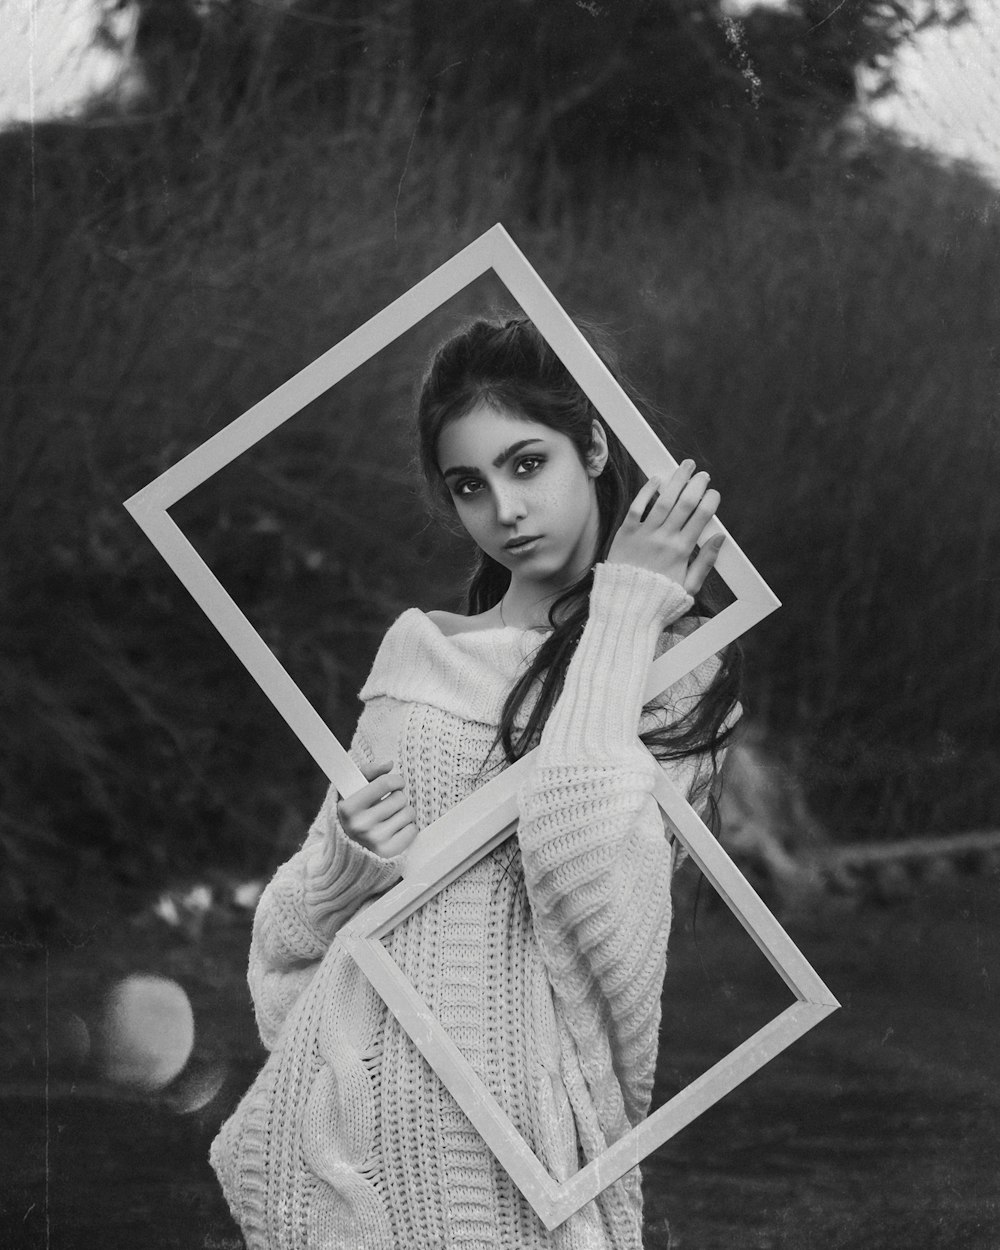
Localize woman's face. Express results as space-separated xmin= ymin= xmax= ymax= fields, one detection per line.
xmin=436 ymin=400 xmax=608 ymax=592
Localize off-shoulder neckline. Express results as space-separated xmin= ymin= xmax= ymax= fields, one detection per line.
xmin=407 ymin=607 xmax=553 ymax=640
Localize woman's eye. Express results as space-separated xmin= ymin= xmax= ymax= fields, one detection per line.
xmin=453 ymin=457 xmax=544 ymax=498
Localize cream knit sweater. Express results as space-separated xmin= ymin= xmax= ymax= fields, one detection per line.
xmin=210 ymin=561 xmax=729 ymax=1250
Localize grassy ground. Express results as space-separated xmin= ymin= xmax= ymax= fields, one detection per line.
xmin=2 ymin=862 xmax=998 ymax=1249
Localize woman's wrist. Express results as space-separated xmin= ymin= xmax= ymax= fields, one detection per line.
xmin=537 ymin=562 xmax=692 ymax=764
xmin=592 ymin=560 xmax=694 ymax=631
xmin=299 ymin=799 xmax=404 ymax=934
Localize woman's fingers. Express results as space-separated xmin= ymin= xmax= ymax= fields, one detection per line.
xmin=340 ymin=761 xmax=398 ymax=816
xmin=633 ymin=462 xmax=714 ymax=531
xmin=353 ymin=787 xmax=406 ymax=832
xmin=630 ymin=473 xmax=667 ymax=522
xmin=360 ymin=758 xmax=395 ymax=786
xmin=636 ymin=465 xmax=695 ymax=518
xmin=681 ymin=486 xmax=721 ymax=535
xmin=684 ymin=533 xmax=726 ymax=594
xmin=668 ymin=470 xmax=712 ymax=528
xmin=376 ymin=815 xmax=419 ymax=858
xmin=365 ymin=794 xmax=418 ymax=856
xmin=635 ymin=461 xmax=694 ymax=523
xmin=337 ymin=759 xmax=417 ymax=857
xmin=611 ymin=461 xmax=722 ymax=588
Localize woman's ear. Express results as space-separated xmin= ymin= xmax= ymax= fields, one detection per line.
xmin=587 ymin=418 xmax=610 ymax=477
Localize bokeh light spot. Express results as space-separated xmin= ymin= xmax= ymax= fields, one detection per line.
xmin=165 ymin=1059 xmax=228 ymax=1114
xmin=98 ymin=974 xmax=194 ymax=1091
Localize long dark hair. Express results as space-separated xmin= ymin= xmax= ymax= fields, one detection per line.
xmin=414 ymin=314 xmax=742 ymax=823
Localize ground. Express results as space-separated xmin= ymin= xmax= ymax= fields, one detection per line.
xmin=2 ymin=865 xmax=998 ymax=1249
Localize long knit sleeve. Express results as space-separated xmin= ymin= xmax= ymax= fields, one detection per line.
xmin=515 ymin=560 xmax=697 ymax=1139
xmin=248 ymin=782 xmax=404 ymax=1050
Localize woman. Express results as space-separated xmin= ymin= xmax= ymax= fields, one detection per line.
xmin=210 ymin=316 xmax=741 ymax=1249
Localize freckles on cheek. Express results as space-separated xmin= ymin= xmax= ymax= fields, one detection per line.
xmin=536 ymin=480 xmax=565 ymax=509
xmin=540 ymin=472 xmax=580 ymax=517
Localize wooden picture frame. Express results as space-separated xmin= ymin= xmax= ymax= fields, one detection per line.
xmin=124 ymin=223 xmax=778 ymax=797
xmin=338 ymin=763 xmax=839 ymax=1230
xmin=124 ymin=223 xmax=838 ymax=1229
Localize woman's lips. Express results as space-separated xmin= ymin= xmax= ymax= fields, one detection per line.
xmin=505 ymin=536 xmax=541 ymax=555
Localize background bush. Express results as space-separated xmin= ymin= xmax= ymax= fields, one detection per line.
xmin=1 ymin=0 xmax=996 ymax=940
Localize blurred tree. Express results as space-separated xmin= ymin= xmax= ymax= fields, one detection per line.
xmin=3 ymin=0 xmax=989 ymax=946
xmin=89 ymin=0 xmax=971 ymax=183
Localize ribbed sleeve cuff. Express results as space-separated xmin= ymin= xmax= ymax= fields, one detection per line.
xmin=538 ymin=561 xmax=693 ymax=765
xmin=300 ymin=791 xmax=404 ymax=937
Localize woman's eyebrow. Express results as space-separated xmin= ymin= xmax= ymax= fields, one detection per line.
xmin=442 ymin=438 xmax=545 ymax=481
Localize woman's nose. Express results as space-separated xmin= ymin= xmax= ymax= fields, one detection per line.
xmin=493 ymin=485 xmax=527 ymax=526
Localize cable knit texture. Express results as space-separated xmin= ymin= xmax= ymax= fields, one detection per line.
xmin=209 ymin=561 xmax=734 ymax=1249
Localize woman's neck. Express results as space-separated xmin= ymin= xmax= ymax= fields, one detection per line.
xmin=499 ymin=583 xmax=570 ymax=631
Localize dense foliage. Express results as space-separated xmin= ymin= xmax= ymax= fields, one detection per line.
xmin=1 ymin=0 xmax=995 ymax=940
xmin=94 ymin=0 xmax=969 ymax=182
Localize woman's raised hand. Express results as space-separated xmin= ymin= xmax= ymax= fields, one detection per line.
xmin=336 ymin=759 xmax=419 ymax=859
xmin=607 ymin=460 xmax=724 ymax=595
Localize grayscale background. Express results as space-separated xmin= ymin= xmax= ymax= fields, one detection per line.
xmin=2 ymin=2 xmax=997 ymax=1247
